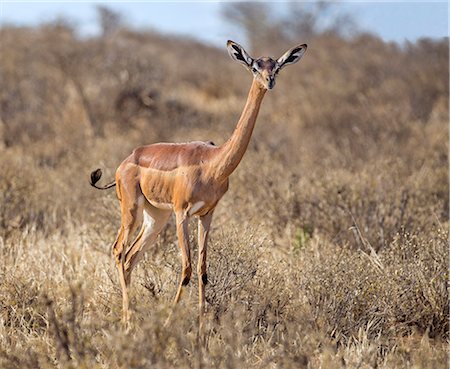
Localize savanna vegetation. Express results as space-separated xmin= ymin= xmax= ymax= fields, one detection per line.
xmin=0 ymin=4 xmax=448 ymax=368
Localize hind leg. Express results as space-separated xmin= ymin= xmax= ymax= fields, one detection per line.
xmin=112 ymin=176 xmax=144 ymax=324
xmin=123 ymin=203 xmax=171 ymax=285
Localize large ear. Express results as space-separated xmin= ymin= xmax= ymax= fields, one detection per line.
xmin=276 ymin=44 xmax=307 ymax=71
xmin=227 ymin=40 xmax=254 ymax=69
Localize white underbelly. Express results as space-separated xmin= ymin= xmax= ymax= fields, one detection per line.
xmin=146 ymin=200 xmax=206 ymax=215
xmin=148 ymin=201 xmax=173 ymax=210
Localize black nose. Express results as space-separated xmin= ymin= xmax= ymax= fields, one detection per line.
xmin=267 ymin=77 xmax=275 ymax=89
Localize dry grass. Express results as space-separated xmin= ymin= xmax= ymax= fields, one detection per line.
xmin=0 ymin=22 xmax=448 ymax=368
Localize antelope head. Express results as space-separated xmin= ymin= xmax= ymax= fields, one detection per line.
xmin=227 ymin=40 xmax=307 ymax=90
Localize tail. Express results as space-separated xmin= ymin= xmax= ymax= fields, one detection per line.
xmin=90 ymin=168 xmax=116 ymax=190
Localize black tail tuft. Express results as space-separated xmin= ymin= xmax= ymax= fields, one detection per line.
xmin=90 ymin=168 xmax=116 ymax=190
xmin=90 ymin=168 xmax=103 ymax=186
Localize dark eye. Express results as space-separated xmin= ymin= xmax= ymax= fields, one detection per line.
xmin=252 ymin=67 xmax=257 ymax=73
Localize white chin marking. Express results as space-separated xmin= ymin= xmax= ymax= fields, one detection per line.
xmin=188 ymin=201 xmax=205 ymax=216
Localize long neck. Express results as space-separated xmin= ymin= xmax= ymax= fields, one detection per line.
xmin=213 ymin=79 xmax=267 ymax=180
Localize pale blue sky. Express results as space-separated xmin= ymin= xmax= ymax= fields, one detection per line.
xmin=0 ymin=2 xmax=448 ymax=46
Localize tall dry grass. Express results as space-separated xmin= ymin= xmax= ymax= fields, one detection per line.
xmin=0 ymin=22 xmax=448 ymax=368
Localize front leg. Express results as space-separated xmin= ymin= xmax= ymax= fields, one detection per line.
xmin=198 ymin=211 xmax=213 ymax=315
xmin=174 ymin=211 xmax=192 ymax=305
